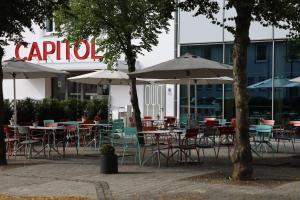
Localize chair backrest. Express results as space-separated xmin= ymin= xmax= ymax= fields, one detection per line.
xmin=185 ymin=128 xmax=199 ymax=138
xmin=204 ymin=117 xmax=216 ymax=123
xmin=205 ymin=120 xmax=218 ymax=127
xmin=231 ymin=118 xmax=237 ymax=129
xmin=45 ymin=122 xmax=58 ymax=127
xmin=164 ymin=116 xmax=177 ymax=125
xmin=256 ymin=125 xmax=272 ymax=137
xmin=43 ymin=119 xmax=54 ymax=127
xmin=260 ymin=118 xmax=275 ymax=126
xmin=179 ymin=115 xmax=188 ymax=128
xmin=289 ymin=121 xmax=300 ymax=127
xmin=218 ymin=126 xmax=235 ymax=136
xmin=143 ymin=116 xmax=152 ymax=120
xmin=63 ymin=124 xmax=77 ymax=132
xmin=17 ymin=126 xmax=30 ymax=135
xmin=112 ymin=121 xmax=124 ymax=132
xmin=218 ymin=119 xmax=227 ymax=126
xmin=143 ymin=126 xmax=157 ymax=131
xmin=124 ymin=127 xmax=138 ymax=136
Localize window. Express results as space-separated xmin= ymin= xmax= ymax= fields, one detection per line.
xmin=256 ymin=44 xmax=267 ymax=62
xmin=227 ymin=46 xmax=233 ymax=64
xmin=206 ymin=85 xmax=212 ymax=91
xmin=216 ymin=84 xmax=222 ymax=91
xmin=203 ymin=47 xmax=211 ymax=60
xmin=248 ymin=77 xmax=255 ymax=86
xmin=45 ymin=18 xmax=54 ymax=32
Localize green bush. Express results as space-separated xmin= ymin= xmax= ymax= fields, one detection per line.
xmin=3 ymin=99 xmax=13 ymax=124
xmin=100 ymin=144 xmax=115 ymax=155
xmin=4 ymin=98 xmax=108 ymax=125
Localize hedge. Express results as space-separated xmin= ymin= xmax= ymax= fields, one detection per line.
xmin=4 ymin=98 xmax=108 ymax=125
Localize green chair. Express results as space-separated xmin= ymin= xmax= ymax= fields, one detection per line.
xmin=218 ymin=119 xmax=227 ymax=126
xmin=179 ymin=115 xmax=188 ymax=128
xmin=43 ymin=119 xmax=54 ymax=127
xmin=110 ymin=121 xmax=124 ymax=145
xmin=121 ymin=127 xmax=141 ymax=165
xmin=254 ymin=125 xmax=274 ymax=153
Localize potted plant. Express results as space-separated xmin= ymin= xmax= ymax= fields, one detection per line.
xmin=100 ymin=144 xmax=118 ymax=174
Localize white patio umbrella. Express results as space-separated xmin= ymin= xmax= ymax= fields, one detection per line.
xmin=151 ymin=77 xmax=233 ymax=120
xmin=68 ymin=69 xmax=148 ymax=85
xmin=2 ymin=58 xmax=67 ymax=125
xmin=130 ymin=54 xmax=233 ymax=122
xmin=68 ymin=69 xmax=150 ymax=118
xmin=290 ymin=76 xmax=300 ymax=83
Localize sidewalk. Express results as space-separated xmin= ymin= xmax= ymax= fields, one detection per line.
xmin=0 ymin=146 xmax=300 ymax=200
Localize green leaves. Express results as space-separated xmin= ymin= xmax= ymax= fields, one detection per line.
xmin=54 ymin=0 xmax=173 ymax=68
xmin=0 ymin=0 xmax=68 ymax=46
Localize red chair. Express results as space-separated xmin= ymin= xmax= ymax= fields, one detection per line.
xmin=231 ymin=118 xmax=237 ymax=129
xmin=216 ymin=126 xmax=235 ymax=159
xmin=204 ymin=117 xmax=216 ymax=123
xmin=164 ymin=116 xmax=177 ymax=128
xmin=178 ymin=128 xmax=201 ymax=163
xmin=4 ymin=125 xmax=18 ymax=158
xmin=260 ymin=119 xmax=275 ymax=126
xmin=205 ymin=120 xmax=218 ymax=127
xmin=143 ymin=116 xmax=152 ymax=120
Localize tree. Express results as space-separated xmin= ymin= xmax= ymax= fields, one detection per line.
xmin=0 ymin=0 xmax=67 ymax=165
xmin=179 ymin=0 xmax=300 ymax=180
xmin=54 ymin=0 xmax=174 ymax=132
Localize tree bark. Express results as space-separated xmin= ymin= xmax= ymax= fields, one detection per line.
xmin=231 ymin=1 xmax=253 ymax=180
xmin=0 ymin=47 xmax=7 ymax=165
xmin=127 ymin=57 xmax=143 ymax=132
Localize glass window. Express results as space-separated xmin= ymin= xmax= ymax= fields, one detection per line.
xmin=206 ymin=85 xmax=212 ymax=91
xmin=256 ymin=44 xmax=267 ymax=62
xmin=247 ymin=77 xmax=255 ymax=86
xmin=203 ymin=47 xmax=211 ymax=59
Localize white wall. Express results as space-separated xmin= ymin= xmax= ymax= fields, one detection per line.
xmin=3 ymin=79 xmax=51 ymax=100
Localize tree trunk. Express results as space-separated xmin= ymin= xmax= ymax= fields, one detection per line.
xmin=127 ymin=57 xmax=143 ymax=132
xmin=0 ymin=47 xmax=7 ymax=165
xmin=231 ymin=2 xmax=253 ymax=180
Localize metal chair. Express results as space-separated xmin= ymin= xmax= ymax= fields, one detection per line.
xmin=15 ymin=126 xmax=40 ymax=159
xmin=121 ymin=127 xmax=141 ymax=165
xmin=253 ymin=125 xmax=274 ymax=153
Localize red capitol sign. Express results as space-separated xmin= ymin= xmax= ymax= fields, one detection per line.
xmin=15 ymin=40 xmax=103 ymax=61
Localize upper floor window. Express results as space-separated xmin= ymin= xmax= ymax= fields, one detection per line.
xmin=203 ymin=47 xmax=212 ymax=60
xmin=255 ymin=44 xmax=268 ymax=62
xmin=45 ymin=18 xmax=54 ymax=33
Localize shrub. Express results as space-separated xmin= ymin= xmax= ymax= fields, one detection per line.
xmin=7 ymin=97 xmax=108 ymax=125
xmin=100 ymin=144 xmax=115 ymax=155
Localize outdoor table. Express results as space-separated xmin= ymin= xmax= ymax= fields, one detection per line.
xmin=79 ymin=123 xmax=112 ymax=148
xmin=29 ymin=126 xmax=66 ymax=158
xmin=142 ymin=119 xmax=165 ymax=127
xmin=139 ymin=130 xmax=170 ymax=167
xmin=58 ymin=121 xmax=82 ymax=149
xmin=140 ymin=129 xmax=185 ymax=167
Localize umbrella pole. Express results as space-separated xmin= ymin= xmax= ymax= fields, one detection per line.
xmin=222 ymin=84 xmax=225 ymax=119
xmin=13 ymin=74 xmax=17 ymax=125
xmin=194 ymin=83 xmax=197 ymax=121
xmin=13 ymin=73 xmax=17 ymax=156
xmin=188 ymin=80 xmax=191 ymax=127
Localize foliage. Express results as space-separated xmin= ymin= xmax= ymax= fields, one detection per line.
xmin=54 ymin=0 xmax=174 ymax=132
xmin=0 ymin=0 xmax=67 ymax=46
xmin=287 ymin=39 xmax=300 ymax=61
xmin=54 ymin=0 xmax=174 ymax=67
xmin=3 ymin=99 xmax=13 ymax=124
xmin=100 ymin=144 xmax=115 ymax=155
xmin=4 ymin=98 xmax=108 ymax=125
